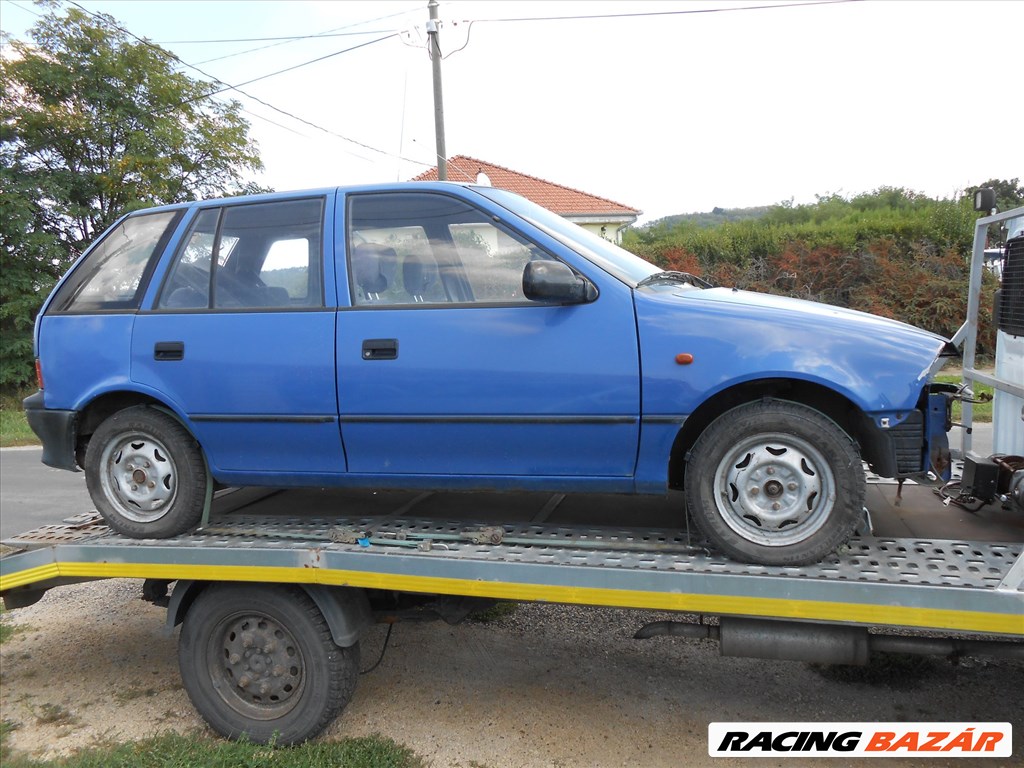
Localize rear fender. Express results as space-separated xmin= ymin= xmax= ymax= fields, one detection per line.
xmin=165 ymin=580 xmax=372 ymax=648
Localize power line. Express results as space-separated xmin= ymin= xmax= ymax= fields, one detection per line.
xmin=156 ymin=29 xmax=397 ymax=44
xmin=56 ymin=1 xmax=430 ymax=167
xmin=159 ymin=6 xmax=421 ymax=66
xmin=430 ymin=0 xmax=857 ymax=60
xmin=2 ymin=0 xmax=45 ymax=18
xmin=470 ymin=0 xmax=859 ymax=24
xmin=155 ymin=6 xmax=417 ymax=44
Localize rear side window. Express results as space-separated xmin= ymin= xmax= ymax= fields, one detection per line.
xmin=158 ymin=198 xmax=324 ymax=310
xmin=48 ymin=210 xmax=182 ymax=312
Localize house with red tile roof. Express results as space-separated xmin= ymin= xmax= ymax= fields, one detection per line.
xmin=412 ymin=155 xmax=641 ymax=243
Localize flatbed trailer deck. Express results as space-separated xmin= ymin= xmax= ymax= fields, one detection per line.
xmin=3 ymin=487 xmax=1023 ymax=636
xmin=2 ymin=485 xmax=1022 ymax=744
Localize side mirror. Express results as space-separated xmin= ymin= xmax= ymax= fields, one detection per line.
xmin=522 ymin=261 xmax=597 ymax=304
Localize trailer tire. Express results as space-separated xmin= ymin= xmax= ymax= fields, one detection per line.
xmin=178 ymin=583 xmax=359 ymax=745
xmin=685 ymin=399 xmax=864 ymax=566
xmin=84 ymin=405 xmax=206 ymax=538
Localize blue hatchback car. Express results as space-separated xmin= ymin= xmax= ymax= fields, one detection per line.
xmin=25 ymin=183 xmax=956 ymax=565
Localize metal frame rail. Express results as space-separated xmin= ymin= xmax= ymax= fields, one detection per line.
xmin=949 ymin=204 xmax=1024 ymax=455
xmin=2 ymin=515 xmax=1022 ymax=637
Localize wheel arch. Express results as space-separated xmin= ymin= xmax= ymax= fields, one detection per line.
xmin=75 ymin=390 xmax=191 ymax=466
xmin=668 ymin=377 xmax=872 ymax=489
xmin=166 ymin=580 xmax=373 ymax=649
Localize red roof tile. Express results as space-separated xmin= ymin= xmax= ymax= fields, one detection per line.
xmin=411 ymin=155 xmax=640 ymax=216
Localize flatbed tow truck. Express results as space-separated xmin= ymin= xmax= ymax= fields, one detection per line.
xmin=2 ymin=209 xmax=1023 ymax=746
xmin=2 ymin=480 xmax=1022 ymax=744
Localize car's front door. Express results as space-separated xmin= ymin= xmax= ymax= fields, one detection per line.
xmin=132 ymin=195 xmax=343 ymax=477
xmin=335 ymin=190 xmax=640 ymax=484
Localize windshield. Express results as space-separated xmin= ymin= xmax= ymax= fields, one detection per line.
xmin=475 ymin=187 xmax=660 ymax=286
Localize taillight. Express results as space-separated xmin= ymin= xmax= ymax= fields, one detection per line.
xmin=35 ymin=358 xmax=44 ymax=390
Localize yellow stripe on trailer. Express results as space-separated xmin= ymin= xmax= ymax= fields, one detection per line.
xmin=3 ymin=559 xmax=1021 ymax=637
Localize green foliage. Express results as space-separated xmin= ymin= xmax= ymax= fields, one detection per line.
xmin=0 ymin=4 xmax=262 ymax=391
xmin=0 ymin=731 xmax=424 ymax=768
xmin=468 ymin=601 xmax=518 ymax=623
xmin=1 ymin=719 xmax=19 ymax=764
xmin=623 ymin=184 xmax=1015 ymax=354
xmin=0 ymin=601 xmax=15 ymax=644
xmin=962 ymin=178 xmax=1024 ymax=246
xmin=644 ymin=205 xmax=773 ymax=231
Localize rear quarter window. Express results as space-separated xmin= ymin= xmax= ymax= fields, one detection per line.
xmin=48 ymin=210 xmax=182 ymax=313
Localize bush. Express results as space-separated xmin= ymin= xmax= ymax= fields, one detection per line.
xmin=623 ymin=186 xmax=1009 ymax=354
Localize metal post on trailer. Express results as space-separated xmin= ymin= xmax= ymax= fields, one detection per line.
xmin=948 ymin=205 xmax=1024 ymax=458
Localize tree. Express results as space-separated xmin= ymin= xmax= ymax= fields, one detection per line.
xmin=1 ymin=3 xmax=262 ymax=389
xmin=963 ymin=178 xmax=1023 ymax=246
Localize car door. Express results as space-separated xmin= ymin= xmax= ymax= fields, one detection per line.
xmin=335 ymin=190 xmax=640 ymax=484
xmin=132 ymin=195 xmax=343 ymax=477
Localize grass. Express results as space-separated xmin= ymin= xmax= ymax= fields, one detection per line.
xmin=1 ymin=720 xmax=20 ymax=764
xmin=33 ymin=704 xmax=77 ymax=727
xmin=0 ymin=731 xmax=424 ymax=768
xmin=1 ymin=393 xmax=37 ymax=447
xmin=468 ymin=601 xmax=518 ymax=623
xmin=0 ymin=601 xmax=20 ymax=645
xmin=933 ymin=374 xmax=993 ymax=423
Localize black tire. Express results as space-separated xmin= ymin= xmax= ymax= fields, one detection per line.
xmin=178 ymin=583 xmax=360 ymax=745
xmin=84 ymin=405 xmax=207 ymax=538
xmin=684 ymin=399 xmax=865 ymax=565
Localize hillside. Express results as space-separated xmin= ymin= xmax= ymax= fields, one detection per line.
xmin=622 ymin=182 xmax=1022 ymax=356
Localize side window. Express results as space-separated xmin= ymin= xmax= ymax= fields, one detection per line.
xmin=158 ymin=209 xmax=217 ymax=309
xmin=158 ymin=198 xmax=324 ymax=310
xmin=347 ymin=192 xmax=552 ymax=307
xmin=49 ymin=210 xmax=182 ymax=312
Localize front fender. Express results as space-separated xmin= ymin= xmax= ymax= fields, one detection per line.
xmin=636 ymin=289 xmax=947 ymax=419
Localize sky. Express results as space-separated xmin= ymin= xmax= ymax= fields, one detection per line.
xmin=1 ymin=0 xmax=1021 ymax=224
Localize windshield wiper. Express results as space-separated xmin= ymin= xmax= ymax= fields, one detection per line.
xmin=635 ymin=271 xmax=712 ymax=289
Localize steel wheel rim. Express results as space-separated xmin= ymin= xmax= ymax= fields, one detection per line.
xmin=206 ymin=612 xmax=305 ymax=721
xmin=98 ymin=431 xmax=178 ymax=523
xmin=712 ymin=431 xmax=836 ymax=547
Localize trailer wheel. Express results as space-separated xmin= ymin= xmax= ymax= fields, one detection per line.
xmin=178 ymin=583 xmax=359 ymax=745
xmin=685 ymin=399 xmax=864 ymax=565
xmin=85 ymin=405 xmax=206 ymax=538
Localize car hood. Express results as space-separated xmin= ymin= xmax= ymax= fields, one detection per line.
xmin=687 ymin=287 xmax=949 ymax=346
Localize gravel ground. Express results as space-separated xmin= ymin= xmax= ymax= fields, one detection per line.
xmin=1 ymin=579 xmax=1021 ymax=767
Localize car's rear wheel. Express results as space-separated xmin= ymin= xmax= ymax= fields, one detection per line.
xmin=84 ymin=405 xmax=207 ymax=538
xmin=684 ymin=399 xmax=864 ymax=565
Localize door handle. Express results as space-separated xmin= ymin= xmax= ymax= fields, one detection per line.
xmin=154 ymin=341 xmax=185 ymax=361
xmin=362 ymin=339 xmax=398 ymax=360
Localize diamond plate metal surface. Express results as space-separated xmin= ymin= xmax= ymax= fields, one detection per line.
xmin=25 ymin=514 xmax=1012 ymax=592
xmin=1 ymin=512 xmax=112 ymax=549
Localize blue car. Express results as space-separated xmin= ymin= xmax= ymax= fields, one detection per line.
xmin=24 ymin=183 xmax=956 ymax=565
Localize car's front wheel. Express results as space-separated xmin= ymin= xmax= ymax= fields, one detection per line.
xmin=84 ymin=405 xmax=207 ymax=538
xmin=684 ymin=399 xmax=865 ymax=565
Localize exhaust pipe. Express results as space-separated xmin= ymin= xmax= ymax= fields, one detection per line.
xmin=635 ymin=618 xmax=1024 ymax=665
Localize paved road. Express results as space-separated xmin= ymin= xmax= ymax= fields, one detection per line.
xmin=0 ymin=447 xmax=92 ymax=539
xmin=0 ymin=423 xmax=995 ymax=540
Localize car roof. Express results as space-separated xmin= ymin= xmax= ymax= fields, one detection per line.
xmin=127 ymin=181 xmax=485 ymax=217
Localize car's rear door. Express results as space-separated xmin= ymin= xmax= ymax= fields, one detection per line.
xmin=132 ymin=194 xmax=343 ymax=478
xmin=334 ymin=189 xmax=640 ymax=485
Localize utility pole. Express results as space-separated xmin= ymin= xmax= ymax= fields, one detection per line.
xmin=427 ymin=0 xmax=447 ymax=180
